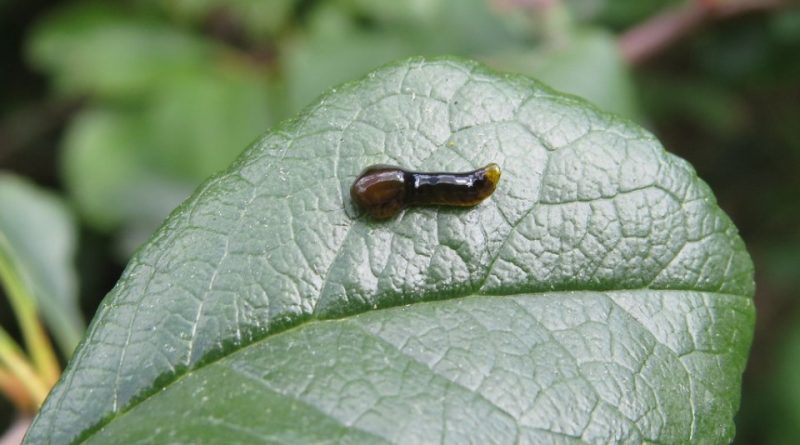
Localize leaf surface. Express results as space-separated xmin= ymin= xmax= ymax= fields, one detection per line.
xmin=25 ymin=58 xmax=754 ymax=444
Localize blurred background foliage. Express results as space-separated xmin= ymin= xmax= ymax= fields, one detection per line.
xmin=0 ymin=0 xmax=798 ymax=443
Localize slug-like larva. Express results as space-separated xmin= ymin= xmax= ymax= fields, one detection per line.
xmin=350 ymin=163 xmax=501 ymax=219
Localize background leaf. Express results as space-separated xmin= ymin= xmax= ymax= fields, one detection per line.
xmin=148 ymin=0 xmax=299 ymax=40
xmin=30 ymin=3 xmax=280 ymax=255
xmin=491 ymin=29 xmax=639 ymax=119
xmin=0 ymin=173 xmax=83 ymax=355
xmin=27 ymin=4 xmax=211 ymax=99
xmin=25 ymin=58 xmax=754 ymax=444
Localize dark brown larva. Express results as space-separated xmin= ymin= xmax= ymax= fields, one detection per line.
xmin=350 ymin=163 xmax=501 ymax=219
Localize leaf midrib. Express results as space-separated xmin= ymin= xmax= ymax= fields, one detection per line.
xmin=74 ymin=286 xmax=747 ymax=444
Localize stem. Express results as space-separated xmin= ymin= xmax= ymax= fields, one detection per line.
xmin=0 ymin=236 xmax=60 ymax=386
xmin=0 ymin=329 xmax=49 ymax=406
xmin=619 ymin=0 xmax=788 ymax=64
xmin=0 ymin=367 xmax=34 ymax=412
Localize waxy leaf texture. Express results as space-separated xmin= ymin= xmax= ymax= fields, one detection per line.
xmin=25 ymin=58 xmax=754 ymax=445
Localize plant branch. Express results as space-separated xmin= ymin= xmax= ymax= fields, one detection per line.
xmin=0 ymin=236 xmax=60 ymax=386
xmin=0 ymin=329 xmax=49 ymax=406
xmin=0 ymin=367 xmax=33 ymax=412
xmin=619 ymin=0 xmax=789 ymax=64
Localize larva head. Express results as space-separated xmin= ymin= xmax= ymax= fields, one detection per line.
xmin=350 ymin=165 xmax=407 ymax=219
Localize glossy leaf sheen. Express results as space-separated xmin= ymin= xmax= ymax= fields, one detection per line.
xmin=25 ymin=58 xmax=755 ymax=444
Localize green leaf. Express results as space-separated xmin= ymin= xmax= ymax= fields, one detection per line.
xmin=143 ymin=68 xmax=278 ymax=180
xmin=282 ymin=0 xmax=534 ymax=113
xmin=61 ymin=67 xmax=277 ymax=254
xmin=0 ymin=174 xmax=84 ymax=355
xmin=60 ymin=106 xmax=198 ymax=250
xmin=27 ymin=4 xmax=211 ymax=98
xmin=282 ymin=26 xmax=417 ymax=113
xmin=25 ymin=58 xmax=754 ymax=444
xmin=490 ymin=30 xmax=640 ymax=119
xmin=337 ymin=0 xmax=530 ymax=53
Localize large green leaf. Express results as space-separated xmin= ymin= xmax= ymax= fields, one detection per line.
xmin=25 ymin=58 xmax=754 ymax=444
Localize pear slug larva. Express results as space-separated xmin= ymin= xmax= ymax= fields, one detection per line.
xmin=350 ymin=163 xmax=501 ymax=219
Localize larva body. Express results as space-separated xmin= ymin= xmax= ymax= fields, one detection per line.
xmin=350 ymin=163 xmax=501 ymax=219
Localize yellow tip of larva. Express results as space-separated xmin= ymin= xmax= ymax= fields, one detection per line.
xmin=484 ymin=163 xmax=501 ymax=186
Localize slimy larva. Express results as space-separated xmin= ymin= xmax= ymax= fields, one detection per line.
xmin=350 ymin=163 xmax=501 ymax=219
